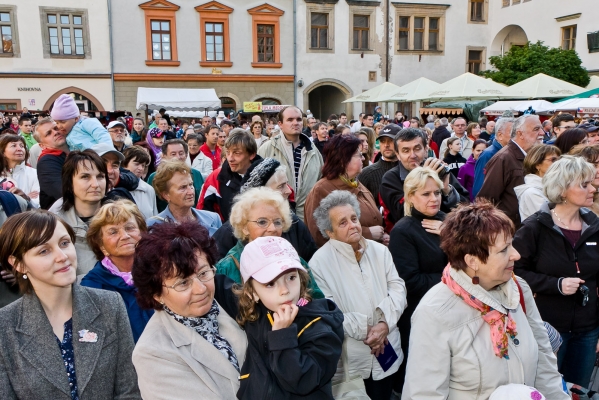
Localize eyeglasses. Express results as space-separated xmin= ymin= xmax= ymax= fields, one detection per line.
xmin=163 ymin=267 xmax=216 ymax=292
xmin=248 ymin=218 xmax=284 ymax=229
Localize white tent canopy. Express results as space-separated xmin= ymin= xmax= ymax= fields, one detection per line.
xmin=506 ymin=73 xmax=585 ymax=99
xmin=136 ymin=87 xmax=221 ymax=111
xmin=480 ymin=100 xmax=556 ymax=116
xmin=416 ymin=73 xmax=512 ymax=102
xmin=587 ymin=76 xmax=599 ymax=90
xmin=382 ymin=77 xmax=440 ymax=102
xmin=553 ymin=98 xmax=599 ymax=114
xmin=342 ymin=82 xmax=402 ymax=103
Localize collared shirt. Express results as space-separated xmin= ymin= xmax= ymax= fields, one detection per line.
xmin=292 ymin=142 xmax=304 ymax=190
xmin=511 ymin=139 xmax=527 ymax=156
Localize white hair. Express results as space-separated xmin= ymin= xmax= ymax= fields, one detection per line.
xmin=543 ymin=155 xmax=596 ymax=203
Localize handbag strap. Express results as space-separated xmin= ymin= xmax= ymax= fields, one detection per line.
xmin=513 ymin=276 xmax=527 ymax=315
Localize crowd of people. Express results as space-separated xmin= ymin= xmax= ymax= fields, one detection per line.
xmin=1 ymin=98 xmax=599 ymax=400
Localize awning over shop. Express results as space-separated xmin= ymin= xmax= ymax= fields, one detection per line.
xmin=423 ymin=100 xmax=494 ymax=121
xmin=136 ymin=87 xmax=221 ymax=111
xmin=553 ymin=98 xmax=599 ymax=115
xmin=343 ymin=82 xmax=402 ymax=103
xmin=416 ymin=73 xmax=512 ymax=102
xmin=505 ymin=73 xmax=585 ymax=99
xmin=480 ymin=100 xmax=556 ymax=116
xmin=382 ymin=77 xmax=440 ymax=102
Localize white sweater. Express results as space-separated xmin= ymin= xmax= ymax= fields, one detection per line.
xmin=6 ymin=163 xmax=40 ymax=208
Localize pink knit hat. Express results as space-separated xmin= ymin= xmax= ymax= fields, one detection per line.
xmin=240 ymin=237 xmax=305 ymax=284
xmin=50 ymin=94 xmax=80 ymax=121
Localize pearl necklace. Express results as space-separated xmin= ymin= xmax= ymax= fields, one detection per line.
xmin=551 ymin=208 xmax=577 ymax=230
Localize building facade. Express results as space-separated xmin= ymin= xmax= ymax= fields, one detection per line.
xmin=0 ymin=0 xmax=113 ymax=113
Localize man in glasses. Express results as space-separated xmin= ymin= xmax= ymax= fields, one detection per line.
xmin=547 ymin=113 xmax=576 ymax=144
xmin=439 ymin=117 xmax=474 ymax=159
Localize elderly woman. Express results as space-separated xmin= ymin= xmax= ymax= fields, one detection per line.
xmin=388 ymin=167 xmax=448 ymax=391
xmin=514 ymin=156 xmax=599 ymax=387
xmin=147 ymin=160 xmax=221 ymax=235
xmin=132 ymin=221 xmax=246 ymax=400
xmin=309 ymin=190 xmax=407 ymax=400
xmin=0 ymin=134 xmax=39 ymax=207
xmin=304 ymin=134 xmax=386 ymax=247
xmin=569 ymin=144 xmax=599 ymax=216
xmin=0 ymin=210 xmax=140 ymax=399
xmin=514 ymin=144 xmax=561 ymax=221
xmin=212 ymin=158 xmax=317 ymax=261
xmin=403 ymin=201 xmax=568 ymax=399
xmin=81 ymin=200 xmax=153 ymax=342
xmin=215 ymin=186 xmax=323 ymax=298
xmin=250 ymin=120 xmax=268 ymax=148
xmin=50 ymin=150 xmax=108 ymax=276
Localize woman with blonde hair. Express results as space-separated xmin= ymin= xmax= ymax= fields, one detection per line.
xmin=568 ymin=144 xmax=599 ymax=216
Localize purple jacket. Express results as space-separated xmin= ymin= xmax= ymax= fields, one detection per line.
xmin=458 ymin=155 xmax=476 ymax=202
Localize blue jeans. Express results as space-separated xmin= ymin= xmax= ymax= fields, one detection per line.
xmin=557 ymin=325 xmax=599 ymax=387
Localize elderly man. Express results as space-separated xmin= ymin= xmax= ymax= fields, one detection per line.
xmin=542 ymin=120 xmax=553 ymax=142
xmin=439 ymin=117 xmax=474 ymax=159
xmin=157 ymin=118 xmax=176 ymax=140
xmin=258 ymin=106 xmax=323 ymax=221
xmin=309 ymin=190 xmax=407 ymax=400
xmin=380 ymin=128 xmax=468 ymax=226
xmin=477 ymin=114 xmax=544 ymax=228
xmin=471 ymin=117 xmax=515 ymax=199
xmin=107 ymin=120 xmax=129 ymax=153
xmin=201 ymin=115 xmax=213 ymax=128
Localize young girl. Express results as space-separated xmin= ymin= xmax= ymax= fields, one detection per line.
xmin=146 ymin=127 xmax=164 ymax=166
xmin=232 ymin=236 xmax=344 ymax=399
xmin=443 ymin=136 xmax=467 ymax=178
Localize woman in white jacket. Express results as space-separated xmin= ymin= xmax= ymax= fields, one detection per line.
xmin=0 ymin=134 xmax=40 ymax=207
xmin=402 ymin=201 xmax=568 ymax=400
xmin=187 ymin=133 xmax=213 ymax=180
xmin=309 ymin=190 xmax=407 ymax=400
xmin=514 ymin=144 xmax=560 ymax=221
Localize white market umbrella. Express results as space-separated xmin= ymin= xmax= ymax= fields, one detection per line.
xmin=480 ymin=100 xmax=556 ymax=116
xmin=381 ymin=77 xmax=440 ymax=102
xmin=416 ymin=73 xmax=512 ymax=102
xmin=587 ymin=75 xmax=599 ymax=90
xmin=343 ymin=82 xmax=402 ymax=103
xmin=506 ymin=73 xmax=585 ymax=99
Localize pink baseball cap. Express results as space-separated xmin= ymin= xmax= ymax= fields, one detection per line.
xmin=240 ymin=237 xmax=305 ymax=284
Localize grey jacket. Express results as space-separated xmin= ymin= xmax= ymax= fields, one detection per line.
xmin=0 ymin=285 xmax=141 ymax=399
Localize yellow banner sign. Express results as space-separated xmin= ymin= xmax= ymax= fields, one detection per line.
xmin=243 ymin=102 xmax=262 ymax=112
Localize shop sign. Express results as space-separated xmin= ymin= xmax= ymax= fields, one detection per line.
xmin=18 ymin=87 xmax=41 ymax=91
xmin=262 ymin=105 xmax=288 ymax=112
xmin=485 ymin=110 xmax=519 ymax=116
xmin=578 ymin=107 xmax=599 ymax=114
xmin=243 ymin=102 xmax=262 ymax=112
xmin=28 ymin=99 xmax=35 ymax=106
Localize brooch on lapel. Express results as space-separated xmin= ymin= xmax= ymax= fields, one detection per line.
xmin=78 ymin=329 xmax=98 ymax=343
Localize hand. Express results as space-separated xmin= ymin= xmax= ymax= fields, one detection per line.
xmin=0 ymin=270 xmax=17 ymax=285
xmin=561 ymin=278 xmax=585 ymax=295
xmin=422 ymin=219 xmax=443 ymax=235
xmin=368 ymin=226 xmax=385 ymax=241
xmin=363 ymin=322 xmax=389 ymax=350
xmin=381 ymin=233 xmax=390 ymax=246
xmin=271 ymin=303 xmax=299 ymax=331
xmin=28 ymin=191 xmax=39 ymax=199
xmin=370 ymin=339 xmax=389 ymax=357
xmin=422 ymin=158 xmax=451 ymax=193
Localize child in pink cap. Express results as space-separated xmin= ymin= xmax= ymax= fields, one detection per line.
xmin=231 ymin=236 xmax=344 ymax=399
xmin=50 ymin=94 xmax=114 ymax=152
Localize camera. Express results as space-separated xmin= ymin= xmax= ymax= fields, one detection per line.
xmin=578 ymin=285 xmax=589 ymax=307
xmin=421 ymin=157 xmax=451 ymax=180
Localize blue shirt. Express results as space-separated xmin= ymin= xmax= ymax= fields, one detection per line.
xmin=66 ymin=117 xmax=114 ymax=152
xmin=472 ymin=139 xmax=503 ymax=198
xmin=146 ymin=205 xmax=222 ymax=236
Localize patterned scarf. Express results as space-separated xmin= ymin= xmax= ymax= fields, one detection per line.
xmin=164 ymin=300 xmax=240 ymax=372
xmin=339 ymin=174 xmax=359 ymax=188
xmin=442 ymin=265 xmax=518 ymax=359
xmin=101 ymin=257 xmax=134 ymax=286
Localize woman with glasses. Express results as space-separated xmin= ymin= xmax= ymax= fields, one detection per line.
xmin=132 ymin=221 xmax=247 ymax=400
xmin=304 ymin=134 xmax=386 ymax=248
xmin=215 ymin=187 xmax=323 ymax=298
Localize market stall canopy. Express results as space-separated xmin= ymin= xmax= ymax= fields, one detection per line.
xmin=553 ymin=98 xmax=599 ymax=115
xmin=505 ymin=73 xmax=585 ymax=99
xmin=136 ymin=87 xmax=221 ymax=111
xmin=342 ymin=82 xmax=402 ymax=103
xmin=480 ymin=100 xmax=556 ymax=116
xmin=422 ymin=100 xmax=494 ymax=121
xmin=416 ymin=73 xmax=512 ymax=102
xmin=554 ymin=87 xmax=599 ymax=102
xmin=382 ymin=77 xmax=440 ymax=102
xmin=587 ymin=76 xmax=599 ymax=90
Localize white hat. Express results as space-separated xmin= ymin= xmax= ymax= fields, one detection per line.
xmin=217 ymin=111 xmax=226 ymax=118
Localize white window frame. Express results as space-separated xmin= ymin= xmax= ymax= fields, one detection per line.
xmin=306 ymin=3 xmax=335 ymax=53
xmin=394 ymin=3 xmax=448 ymax=55
xmin=39 ymin=7 xmax=91 ymax=59
xmin=0 ymin=5 xmax=19 ymax=57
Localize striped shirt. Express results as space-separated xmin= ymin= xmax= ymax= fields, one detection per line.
xmin=293 ymin=142 xmax=304 ymax=189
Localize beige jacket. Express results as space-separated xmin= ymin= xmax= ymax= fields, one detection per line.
xmin=257 ymin=132 xmax=323 ymax=221
xmin=309 ymin=238 xmax=407 ymax=381
xmin=402 ymin=268 xmax=569 ymax=400
xmin=440 ymin=135 xmax=474 ymax=160
xmin=133 ymin=305 xmax=247 ymax=400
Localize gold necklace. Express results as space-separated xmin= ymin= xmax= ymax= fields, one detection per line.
xmin=551 ymin=208 xmax=570 ymax=229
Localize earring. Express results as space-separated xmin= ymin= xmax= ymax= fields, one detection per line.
xmin=472 ymin=271 xmax=479 ymax=285
xmin=22 ymin=274 xmax=28 ymax=280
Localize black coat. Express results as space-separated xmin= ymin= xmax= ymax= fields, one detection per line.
xmin=38 ymin=152 xmax=67 ymax=210
xmin=514 ymin=205 xmax=599 ymax=333
xmin=432 ymin=126 xmax=451 ymax=149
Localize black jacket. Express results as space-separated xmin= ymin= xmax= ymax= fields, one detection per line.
xmin=212 ymin=213 xmax=317 ymax=262
xmin=513 ymin=204 xmax=599 ymax=333
xmin=442 ymin=153 xmax=467 ymax=178
xmin=432 ymin=126 xmax=451 ymax=149
xmin=213 ymin=275 xmax=344 ymax=400
xmin=38 ymin=151 xmax=67 ymax=210
xmin=380 ymin=163 xmax=469 ymax=225
xmin=312 ymin=138 xmax=327 ymax=162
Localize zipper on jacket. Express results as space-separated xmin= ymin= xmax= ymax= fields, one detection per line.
xmin=574 ymin=253 xmax=580 ymax=274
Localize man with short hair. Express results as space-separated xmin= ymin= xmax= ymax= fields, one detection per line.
xmin=485 ymin=120 xmax=496 ymax=142
xmin=548 ymin=113 xmax=576 ymax=144
xmin=362 ymin=113 xmax=375 ymax=128
xmin=198 ymin=129 xmax=261 ymax=221
xmin=471 ymin=117 xmax=515 ymax=199
xmin=107 ymin=120 xmax=129 ymax=153
xmin=158 ymin=118 xmax=176 ymax=140
xmin=258 ymin=106 xmax=323 ymax=221
xmin=432 ymin=117 xmax=451 ymax=150
xmin=200 ymin=124 xmax=222 ymax=170
xmin=201 ymin=115 xmax=213 ymax=128
xmin=425 ymin=115 xmax=435 ymax=130
xmin=542 ymin=120 xmax=553 ymax=142
xmin=220 ymin=119 xmax=234 ymax=137
xmin=439 ymin=117 xmax=474 ymax=159
xmin=351 ymin=113 xmax=365 ymax=133
xmin=410 ymin=117 xmax=420 ymax=128
xmin=217 ymin=130 xmax=227 ymax=149
xmin=339 ymin=113 xmax=348 ymax=126
xmin=18 ymin=117 xmax=36 ymax=150
xmin=478 ymin=117 xmax=490 ymax=141
xmin=579 ymin=122 xmax=599 ymax=145
xmin=358 ymin=124 xmax=400 ymax=208
xmin=34 ymin=118 xmax=70 ymax=209
xmin=477 ymin=115 xmax=544 ymax=228
xmin=312 ymin=122 xmax=329 ymax=160
xmin=393 ymin=111 xmax=404 ymax=125
xmin=380 ymin=128 xmax=468 ymax=226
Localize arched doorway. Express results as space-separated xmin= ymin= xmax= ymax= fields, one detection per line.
xmin=43 ymin=86 xmax=105 ymax=112
xmin=490 ymin=25 xmax=528 ymax=57
xmin=304 ymin=79 xmax=352 ymax=121
xmin=219 ymin=96 xmax=236 ymax=117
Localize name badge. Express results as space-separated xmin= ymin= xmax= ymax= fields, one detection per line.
xmin=587 ymin=242 xmax=596 ymax=246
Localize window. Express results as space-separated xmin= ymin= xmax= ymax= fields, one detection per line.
xmin=248 ymin=4 xmax=284 ymax=68
xmin=139 ymin=0 xmax=180 ymax=66
xmin=0 ymin=102 xmax=17 ymax=111
xmin=588 ymin=31 xmax=599 ymax=53
xmin=468 ymin=50 xmax=482 ymax=74
xmin=413 ymin=17 xmax=424 ymax=50
xmin=0 ymin=11 xmax=12 ymax=54
xmin=470 ymin=0 xmax=484 ymax=22
xmin=311 ymin=13 xmax=328 ymax=49
xmin=398 ymin=17 xmax=409 ymax=50
xmin=394 ymin=3 xmax=448 ymax=54
xmin=353 ymin=15 xmax=369 ymax=50
xmin=196 ymin=1 xmax=233 ymax=67
xmin=562 ymin=25 xmax=577 ymax=50
xmin=205 ymin=23 xmax=223 ymax=61
xmin=150 ymin=20 xmax=171 ymax=60
xmin=429 ymin=18 xmax=439 ymax=50
xmin=502 ymin=0 xmax=510 ymax=6
xmin=40 ymin=7 xmax=89 ymax=58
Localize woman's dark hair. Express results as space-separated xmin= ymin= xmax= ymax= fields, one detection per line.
xmin=133 ymin=221 xmax=219 ymax=310
xmin=554 ymin=128 xmax=588 ymax=155
xmin=61 ymin=150 xmax=109 ymax=212
xmin=134 ymin=142 xmax=157 ymax=178
xmin=472 ymin=139 xmax=487 ymax=150
xmin=0 ymin=134 xmax=29 ymax=171
xmin=321 ymin=134 xmax=362 ymax=180
xmin=440 ymin=200 xmax=514 ymax=272
xmin=0 ymin=210 xmax=75 ymax=294
xmin=123 ymin=145 xmax=151 ymax=168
